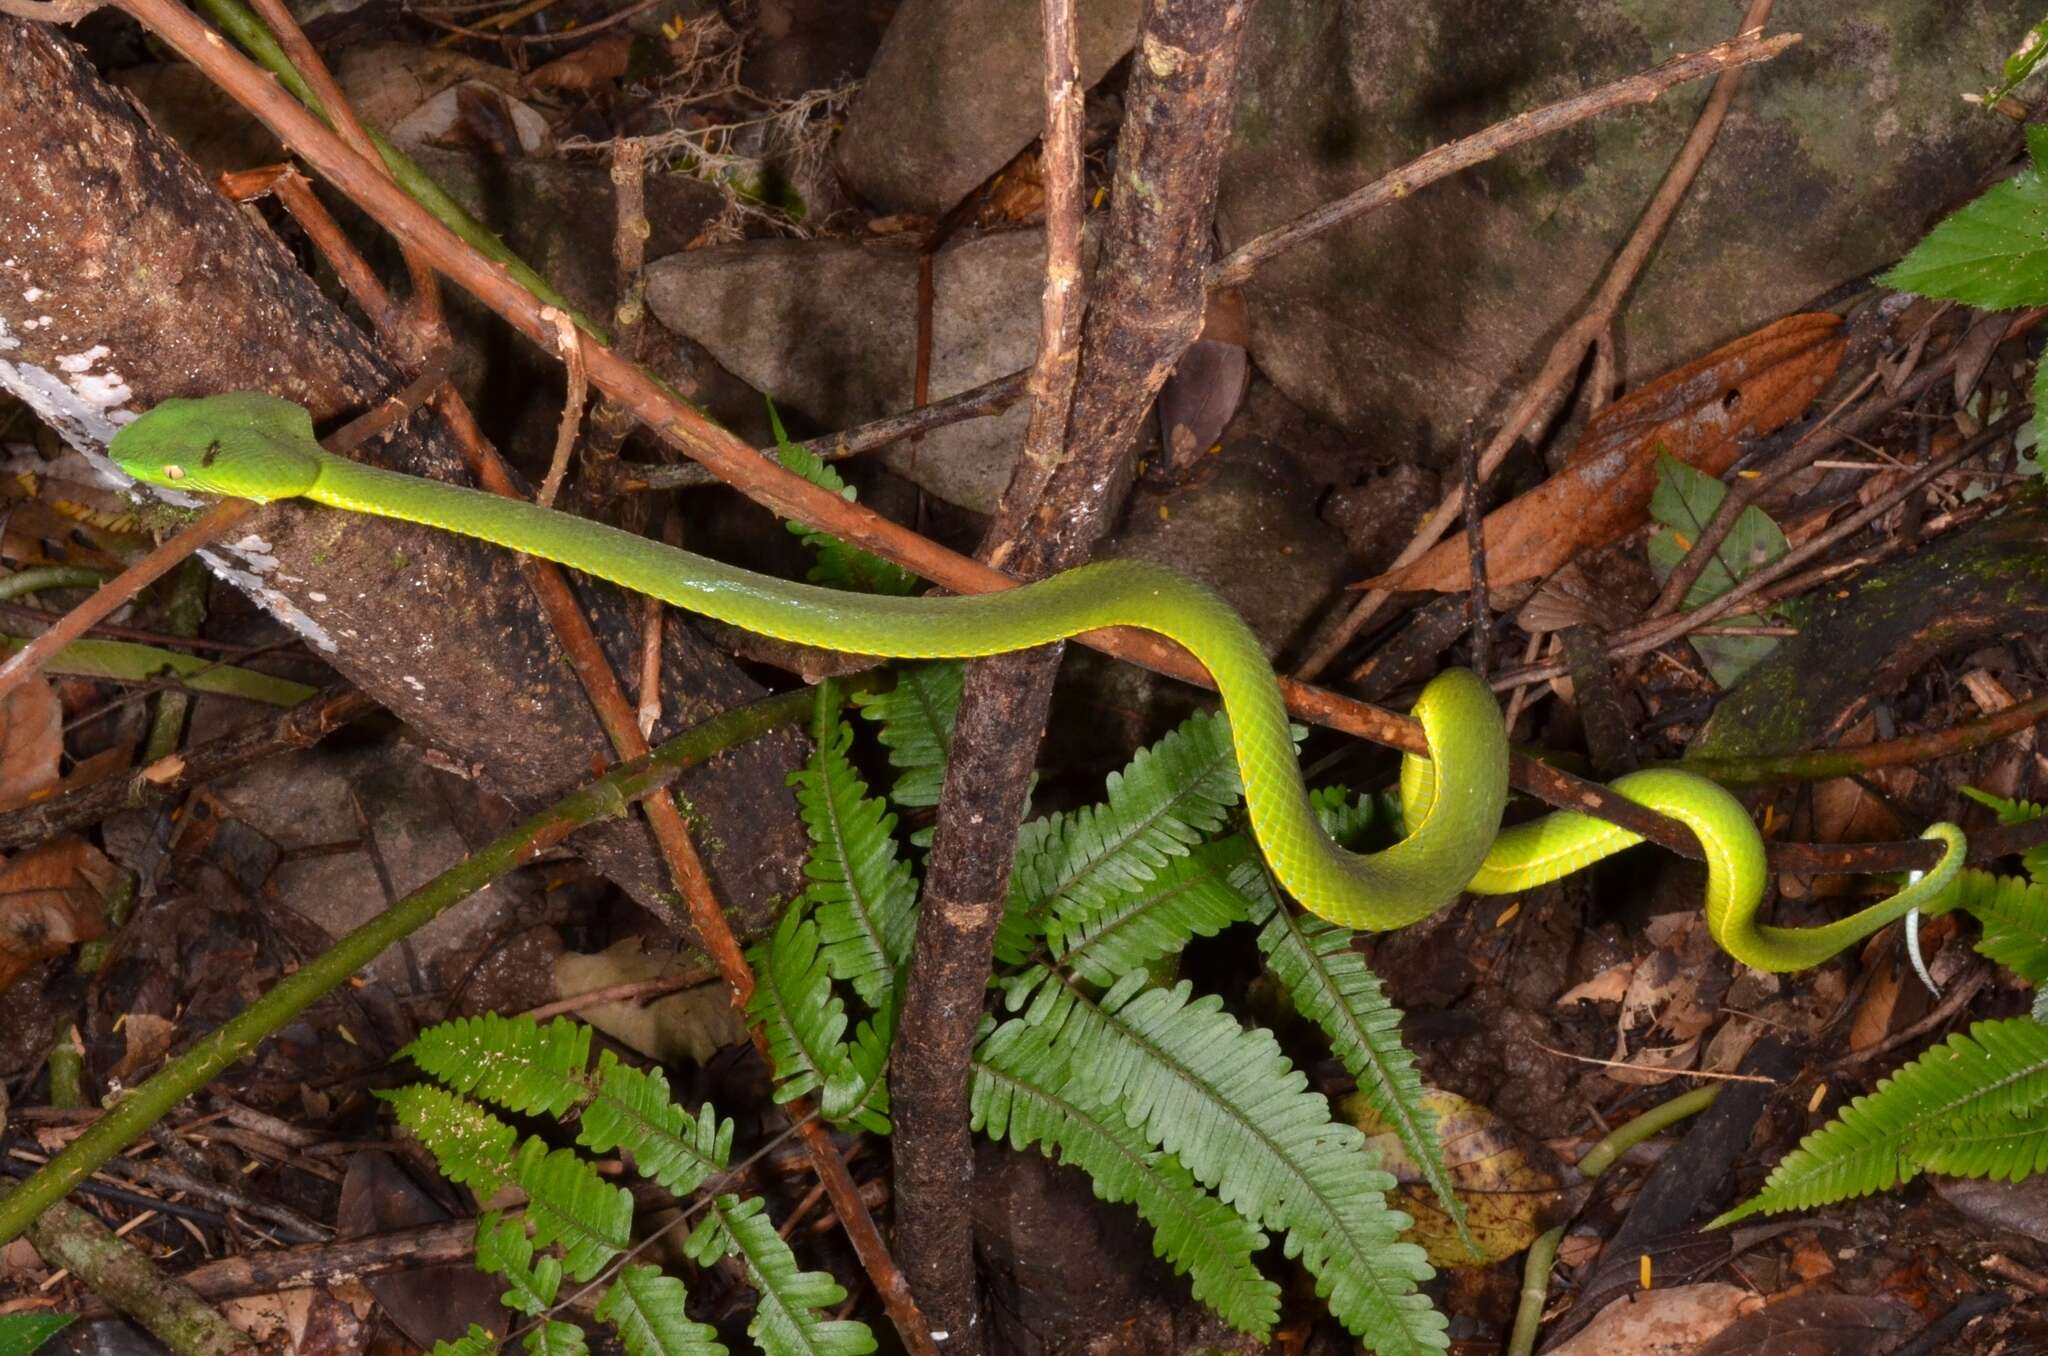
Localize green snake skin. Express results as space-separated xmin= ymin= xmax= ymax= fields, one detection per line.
xmin=111 ymin=392 xmax=1966 ymax=970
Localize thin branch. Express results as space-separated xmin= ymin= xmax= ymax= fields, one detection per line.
xmin=1298 ymin=5 xmax=1785 ymax=681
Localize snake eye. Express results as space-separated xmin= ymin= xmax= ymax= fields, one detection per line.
xmin=164 ymin=464 xmax=185 ymax=481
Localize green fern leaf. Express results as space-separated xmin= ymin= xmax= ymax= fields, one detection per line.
xmin=476 ymin=1211 xmax=563 ymax=1317
xmin=1051 ymin=838 xmax=1257 ymax=986
xmin=579 ymin=1053 xmax=733 ymax=1195
xmin=1712 ymin=1018 xmax=2048 ymax=1226
xmin=1962 ymin=788 xmax=2048 ymax=884
xmin=746 ymin=906 xmax=865 ymax=1119
xmin=1010 ymin=711 xmax=1245 ymax=931
xmin=790 ymin=694 xmax=917 ymax=1009
xmin=1018 ymin=970 xmax=1446 ymax=1354
xmin=972 ymin=1019 xmax=1279 ymax=1336
xmin=1950 ymin=868 xmax=2048 ymax=982
xmin=595 ymin=1265 xmax=726 ymax=1356
xmin=769 ymin=403 xmax=919 ymax=597
xmin=834 ymin=1014 xmax=893 ymax=1135
xmin=687 ymin=1196 xmax=878 ymax=1356
xmin=379 ymin=1085 xmax=518 ymax=1194
xmin=514 ymin=1138 xmax=633 ymax=1282
xmin=1240 ymin=862 xmax=1465 ymax=1245
xmin=400 ymin=1013 xmax=591 ymax=1118
xmin=1915 ymin=1106 xmax=2048 ymax=1181
xmin=851 ymin=662 xmax=961 ymax=810
xmin=429 ymin=1324 xmax=500 ymax=1356
xmin=524 ymin=1320 xmax=588 ymax=1356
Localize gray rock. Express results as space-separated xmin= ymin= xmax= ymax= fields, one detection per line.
xmin=1217 ymin=0 xmax=2028 ymax=449
xmin=644 ymin=230 xmax=1051 ymax=513
xmin=836 ymin=0 xmax=1144 ymax=213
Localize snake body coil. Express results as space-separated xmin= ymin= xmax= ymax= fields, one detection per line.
xmin=111 ymin=393 xmax=1966 ymax=971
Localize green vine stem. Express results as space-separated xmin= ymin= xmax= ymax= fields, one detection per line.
xmin=1507 ymin=1085 xmax=1721 ymax=1356
xmin=0 ymin=566 xmax=110 ymax=600
xmin=0 ymin=684 xmax=827 ymax=1246
xmin=187 ymin=0 xmax=607 ymax=344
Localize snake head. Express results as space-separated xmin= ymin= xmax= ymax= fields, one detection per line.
xmin=111 ymin=392 xmax=325 ymax=502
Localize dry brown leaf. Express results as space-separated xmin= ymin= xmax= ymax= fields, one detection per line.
xmin=1367 ymin=313 xmax=1845 ymax=593
xmin=526 ymin=34 xmax=632 ymax=92
xmin=0 ymin=837 xmax=115 ymax=990
xmin=108 ymin=1012 xmax=177 ymax=1084
xmin=0 ymin=676 xmax=61 ymax=811
xmin=1343 ymin=1088 xmax=1568 ymax=1269
xmin=1557 ymin=962 xmax=1635 ymax=1007
xmin=1545 ymin=1282 xmax=1760 ymax=1356
xmin=1845 ymin=966 xmax=1902 ymax=1053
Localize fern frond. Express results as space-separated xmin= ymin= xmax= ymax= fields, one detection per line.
xmin=1051 ymin=838 xmax=1257 ymax=986
xmin=525 ymin=1320 xmax=588 ymax=1356
xmin=1951 ymin=868 xmax=2048 ymax=982
xmin=687 ymin=1196 xmax=878 ymax=1356
xmin=834 ymin=1015 xmax=893 ymax=1134
xmin=1010 ymin=712 xmax=1244 ymax=930
xmin=971 ymin=1019 xmax=1279 ymax=1336
xmin=851 ymin=662 xmax=962 ymax=810
xmin=400 ymin=1013 xmax=591 ymax=1118
xmin=769 ymin=403 xmax=918 ymax=597
xmin=513 ymin=1138 xmax=633 ymax=1282
xmin=1916 ymin=1107 xmax=2048 ymax=1181
xmin=579 ymin=1053 xmax=733 ymax=1195
xmin=430 ymin=1324 xmax=500 ymax=1356
xmin=746 ymin=906 xmax=864 ymax=1119
xmin=1712 ymin=1018 xmax=2048 ymax=1226
xmin=1019 ymin=970 xmax=1446 ymax=1354
xmin=1962 ymin=787 xmax=2048 ymax=883
xmin=379 ymin=1085 xmax=518 ymax=1194
xmin=476 ymin=1211 xmax=563 ymax=1317
xmin=595 ymin=1265 xmax=726 ymax=1356
xmin=1240 ymin=863 xmax=1464 ymax=1244
xmin=790 ymin=695 xmax=917 ymax=1008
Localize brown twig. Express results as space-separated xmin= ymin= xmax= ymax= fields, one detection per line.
xmin=1674 ymin=688 xmax=2048 ymax=785
xmin=1461 ymin=429 xmax=1490 ymax=678
xmin=537 ymin=305 xmax=588 ymax=507
xmin=410 ymin=0 xmax=660 ymax=44
xmin=0 ymin=0 xmax=100 ymax=20
xmin=1299 ymin=4 xmax=1783 ymax=682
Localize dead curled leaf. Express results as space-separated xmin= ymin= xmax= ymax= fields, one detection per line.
xmin=1368 ymin=312 xmax=1846 ymax=593
xmin=1544 ymin=1282 xmax=1761 ymax=1356
xmin=0 ymin=837 xmax=116 ymax=991
xmin=0 ymin=676 xmax=62 ymax=811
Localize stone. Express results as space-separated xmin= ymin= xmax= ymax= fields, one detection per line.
xmin=835 ymin=0 xmax=1144 ymax=212
xmin=1216 ymin=1 xmax=2029 ymax=452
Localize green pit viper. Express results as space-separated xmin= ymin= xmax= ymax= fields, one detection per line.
xmin=110 ymin=392 xmax=1966 ymax=972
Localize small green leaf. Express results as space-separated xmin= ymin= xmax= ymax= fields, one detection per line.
xmin=768 ymin=401 xmax=920 ymax=596
xmin=0 ymin=1315 xmax=73 ymax=1356
xmin=1646 ymin=452 xmax=1787 ymax=686
xmin=595 ymin=1265 xmax=726 ymax=1356
xmin=429 ymin=1323 xmax=501 ymax=1356
xmin=1881 ymin=157 xmax=2048 ymax=308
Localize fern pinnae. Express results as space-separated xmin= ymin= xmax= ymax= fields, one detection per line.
xmin=746 ymin=907 xmax=865 ymax=1120
xmin=514 ymin=1138 xmax=635 ymax=1282
xmin=1022 ymin=971 xmax=1447 ymax=1355
xmin=1713 ymin=1018 xmax=2048 ymax=1226
xmin=579 ymin=1053 xmax=733 ymax=1195
xmin=1010 ymin=712 xmax=1245 ymax=925
xmin=476 ymin=1210 xmax=565 ymax=1317
xmin=851 ymin=661 xmax=963 ymax=810
xmin=1914 ymin=1106 xmax=2048 ymax=1181
xmin=1051 ymin=837 xmax=1258 ymax=986
xmin=595 ymin=1265 xmax=726 ymax=1356
xmin=380 ymin=1085 xmax=519 ymax=1194
xmin=789 ymin=690 xmax=917 ymax=1008
xmin=1240 ymin=860 xmax=1467 ymax=1246
xmin=430 ymin=1324 xmax=500 ymax=1356
xmin=400 ymin=1013 xmax=593 ymax=1118
xmin=688 ymin=1196 xmax=877 ymax=1356
xmin=1951 ymin=868 xmax=2048 ymax=982
xmin=971 ymin=1020 xmax=1280 ymax=1336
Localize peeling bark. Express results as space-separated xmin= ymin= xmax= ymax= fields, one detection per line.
xmin=0 ymin=22 xmax=806 ymax=932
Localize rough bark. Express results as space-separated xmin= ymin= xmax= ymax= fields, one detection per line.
xmin=886 ymin=1 xmax=1251 ymax=1346
xmin=0 ymin=22 xmax=806 ymax=933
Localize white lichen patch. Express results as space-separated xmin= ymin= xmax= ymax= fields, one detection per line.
xmin=20 ymin=288 xmax=41 ymax=303
xmin=403 ymin=675 xmax=426 ymax=692
xmin=199 ymin=546 xmax=337 ymax=652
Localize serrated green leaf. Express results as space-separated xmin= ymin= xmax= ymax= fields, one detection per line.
xmin=400 ymin=1013 xmax=592 ymax=1118
xmin=1881 ymin=159 xmax=2048 ymax=308
xmin=1950 ymin=868 xmax=2048 ymax=981
xmin=1050 ymin=837 xmax=1256 ymax=986
xmin=579 ymin=1053 xmax=733 ymax=1195
xmin=688 ymin=1196 xmax=877 ymax=1356
xmin=790 ymin=691 xmax=917 ymax=1009
xmin=476 ymin=1211 xmax=563 ymax=1317
xmin=1713 ymin=1018 xmax=2048 ymax=1226
xmin=746 ymin=905 xmax=864 ymax=1118
xmin=851 ymin=662 xmax=963 ymax=811
xmin=379 ymin=1085 xmax=518 ymax=1194
xmin=1961 ymin=787 xmax=2048 ymax=884
xmin=0 ymin=1315 xmax=73 ymax=1356
xmin=429 ymin=1323 xmax=501 ymax=1356
xmin=514 ymin=1139 xmax=633 ymax=1282
xmin=1645 ymin=452 xmax=1787 ymax=687
xmin=972 ymin=1021 xmax=1279 ymax=1337
xmin=524 ymin=1320 xmax=588 ymax=1356
xmin=769 ymin=402 xmax=919 ymax=596
xmin=595 ymin=1265 xmax=726 ymax=1356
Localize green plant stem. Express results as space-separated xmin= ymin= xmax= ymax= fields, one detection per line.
xmin=1507 ymin=1085 xmax=1720 ymax=1356
xmin=144 ymin=557 xmax=210 ymax=763
xmin=0 ymin=566 xmax=111 ymax=600
xmin=0 ymin=636 xmax=316 ymax=706
xmin=25 ymin=1199 xmax=248 ymax=1356
xmin=0 ymin=685 xmax=820 ymax=1247
xmin=186 ymin=0 xmax=606 ymax=344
